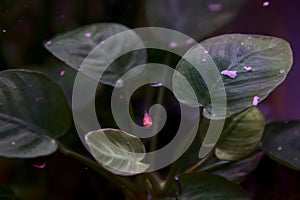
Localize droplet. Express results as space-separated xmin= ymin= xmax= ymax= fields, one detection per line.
xmin=169 ymin=42 xmax=177 ymax=48
xmin=151 ymin=83 xmax=163 ymax=87
xmin=143 ymin=111 xmax=153 ymax=128
xmin=45 ymin=40 xmax=52 ymax=46
xmin=59 ymin=70 xmax=66 ymax=76
xmin=208 ymin=3 xmax=223 ymax=12
xmin=11 ymin=141 xmax=16 ymax=146
xmin=248 ymin=36 xmax=252 ymax=40
xmin=174 ymin=176 xmax=179 ymax=181
xmin=100 ymin=41 xmax=104 ymax=45
xmin=202 ymin=58 xmax=206 ymax=62
xmin=252 ymin=96 xmax=260 ymax=106
xmin=84 ymin=167 xmax=88 ymax=171
xmin=32 ymin=162 xmax=46 ymax=169
xmin=185 ymin=38 xmax=194 ymax=45
xmin=126 ymin=142 xmax=130 ymax=145
xmin=204 ymin=50 xmax=209 ymax=54
xmin=241 ymin=42 xmax=245 ymax=46
xmin=115 ymin=79 xmax=124 ymax=88
xmin=119 ymin=94 xmax=124 ymax=99
xmin=244 ymin=66 xmax=252 ymax=71
xmin=277 ymin=146 xmax=283 ymax=151
xmin=85 ymin=32 xmax=92 ymax=38
xmin=294 ymin=157 xmax=298 ymax=161
xmin=221 ymin=70 xmax=238 ymax=79
xmin=61 ymin=14 xmax=65 ymax=19
xmin=279 ymin=69 xmax=285 ymax=74
xmin=263 ymin=1 xmax=270 ymax=7
xmin=2 ymin=29 xmax=6 ymax=33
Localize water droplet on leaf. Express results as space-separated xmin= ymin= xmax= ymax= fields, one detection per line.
xmin=11 ymin=141 xmax=16 ymax=146
xmin=85 ymin=32 xmax=92 ymax=38
xmin=221 ymin=70 xmax=237 ymax=79
xmin=277 ymin=146 xmax=283 ymax=151
xmin=279 ymin=69 xmax=285 ymax=74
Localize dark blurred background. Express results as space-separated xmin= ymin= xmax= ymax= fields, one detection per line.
xmin=0 ymin=0 xmax=300 ymax=199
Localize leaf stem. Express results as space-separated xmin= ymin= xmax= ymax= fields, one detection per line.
xmin=185 ymin=149 xmax=215 ymax=173
xmin=57 ymin=141 xmax=137 ymax=195
xmin=162 ymin=158 xmax=182 ymax=193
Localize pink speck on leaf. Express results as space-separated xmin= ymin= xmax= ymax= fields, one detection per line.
xmin=244 ymin=66 xmax=252 ymax=71
xmin=253 ymin=96 xmax=260 ymax=106
xmin=60 ymin=70 xmax=66 ymax=76
xmin=143 ymin=111 xmax=153 ymax=128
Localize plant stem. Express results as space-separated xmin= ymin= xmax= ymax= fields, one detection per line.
xmin=57 ymin=141 xmax=137 ymax=195
xmin=185 ymin=149 xmax=215 ymax=173
xmin=145 ymin=173 xmax=163 ymax=192
xmin=162 ymin=158 xmax=182 ymax=193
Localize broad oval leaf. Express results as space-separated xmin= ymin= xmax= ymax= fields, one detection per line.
xmin=175 ymin=173 xmax=250 ymax=200
xmin=44 ymin=23 xmax=146 ymax=86
xmin=0 ymin=70 xmax=71 ymax=158
xmin=175 ymin=34 xmax=293 ymax=118
xmin=215 ymin=107 xmax=265 ymax=160
xmin=262 ymin=121 xmax=300 ymax=170
xmin=85 ymin=128 xmax=149 ymax=176
xmin=145 ymin=0 xmax=246 ymax=41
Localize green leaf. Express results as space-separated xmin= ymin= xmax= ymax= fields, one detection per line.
xmin=262 ymin=121 xmax=300 ymax=170
xmin=85 ymin=128 xmax=149 ymax=176
xmin=45 ymin=23 xmax=146 ymax=86
xmin=0 ymin=185 xmax=22 ymax=200
xmin=174 ymin=34 xmax=293 ymax=118
xmin=215 ymin=107 xmax=265 ymax=160
xmin=145 ymin=0 xmax=246 ymax=41
xmin=0 ymin=70 xmax=71 ymax=158
xmin=211 ymin=152 xmax=263 ymax=184
xmin=175 ymin=173 xmax=250 ymax=200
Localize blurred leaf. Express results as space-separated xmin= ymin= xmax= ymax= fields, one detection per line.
xmin=85 ymin=128 xmax=149 ymax=176
xmin=145 ymin=0 xmax=246 ymax=40
xmin=215 ymin=107 xmax=265 ymax=160
xmin=45 ymin=23 xmax=146 ymax=86
xmin=211 ymin=152 xmax=263 ymax=184
xmin=0 ymin=185 xmax=22 ymax=200
xmin=174 ymin=34 xmax=293 ymax=118
xmin=167 ymin=173 xmax=250 ymax=199
xmin=0 ymin=70 xmax=71 ymax=158
xmin=262 ymin=121 xmax=300 ymax=170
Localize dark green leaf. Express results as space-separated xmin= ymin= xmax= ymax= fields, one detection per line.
xmin=262 ymin=121 xmax=300 ymax=170
xmin=0 ymin=185 xmax=22 ymax=200
xmin=145 ymin=0 xmax=246 ymax=41
xmin=0 ymin=70 xmax=71 ymax=158
xmin=215 ymin=107 xmax=265 ymax=160
xmin=212 ymin=152 xmax=263 ymax=184
xmin=45 ymin=23 xmax=146 ymax=86
xmin=176 ymin=173 xmax=250 ymax=200
xmin=174 ymin=34 xmax=293 ymax=118
xmin=85 ymin=128 xmax=149 ymax=176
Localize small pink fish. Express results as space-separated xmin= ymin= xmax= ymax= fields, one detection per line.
xmin=143 ymin=111 xmax=153 ymax=128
